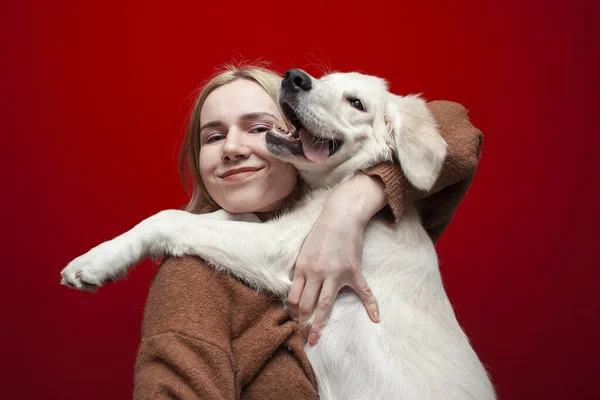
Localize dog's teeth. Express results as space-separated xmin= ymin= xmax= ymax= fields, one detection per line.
xmin=272 ymin=125 xmax=291 ymax=136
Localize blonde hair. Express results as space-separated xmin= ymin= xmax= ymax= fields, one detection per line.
xmin=178 ymin=62 xmax=289 ymax=213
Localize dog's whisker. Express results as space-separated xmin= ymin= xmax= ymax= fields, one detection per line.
xmin=305 ymin=53 xmax=329 ymax=76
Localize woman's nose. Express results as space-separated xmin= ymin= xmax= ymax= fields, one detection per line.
xmin=221 ymin=130 xmax=251 ymax=162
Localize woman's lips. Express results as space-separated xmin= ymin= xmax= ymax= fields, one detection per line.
xmin=220 ymin=168 xmax=264 ymax=182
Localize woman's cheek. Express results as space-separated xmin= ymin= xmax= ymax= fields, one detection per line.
xmin=276 ymin=162 xmax=298 ymax=194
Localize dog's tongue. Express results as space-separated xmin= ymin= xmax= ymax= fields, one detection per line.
xmin=299 ymin=129 xmax=329 ymax=164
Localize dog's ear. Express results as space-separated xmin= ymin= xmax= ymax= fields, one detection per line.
xmin=385 ymin=94 xmax=447 ymax=191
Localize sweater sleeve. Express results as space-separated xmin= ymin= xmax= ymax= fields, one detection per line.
xmin=364 ymin=101 xmax=483 ymax=243
xmin=363 ymin=162 xmax=404 ymax=227
xmin=134 ymin=257 xmax=238 ymax=400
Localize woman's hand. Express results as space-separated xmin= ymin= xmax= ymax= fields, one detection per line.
xmin=288 ymin=173 xmax=387 ymax=346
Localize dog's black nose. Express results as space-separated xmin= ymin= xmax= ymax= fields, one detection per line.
xmin=282 ymin=69 xmax=312 ymax=91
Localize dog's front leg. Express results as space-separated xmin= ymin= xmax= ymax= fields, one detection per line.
xmin=149 ymin=211 xmax=315 ymax=296
xmin=60 ymin=209 xmax=257 ymax=291
xmin=61 ymin=209 xmax=313 ymax=296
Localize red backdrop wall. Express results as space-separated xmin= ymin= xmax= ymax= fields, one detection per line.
xmin=2 ymin=0 xmax=598 ymax=398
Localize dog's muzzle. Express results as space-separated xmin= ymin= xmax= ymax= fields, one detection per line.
xmin=271 ymin=70 xmax=344 ymax=164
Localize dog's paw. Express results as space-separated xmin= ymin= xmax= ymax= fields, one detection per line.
xmin=60 ymin=241 xmax=129 ymax=292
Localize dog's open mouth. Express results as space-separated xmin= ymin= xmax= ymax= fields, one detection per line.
xmin=266 ymin=103 xmax=343 ymax=164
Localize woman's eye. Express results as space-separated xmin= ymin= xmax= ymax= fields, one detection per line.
xmin=347 ymin=97 xmax=365 ymax=111
xmin=249 ymin=125 xmax=271 ymax=134
xmin=206 ymin=134 xmax=225 ymax=143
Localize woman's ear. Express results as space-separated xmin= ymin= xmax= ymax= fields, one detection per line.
xmin=385 ymin=94 xmax=447 ymax=191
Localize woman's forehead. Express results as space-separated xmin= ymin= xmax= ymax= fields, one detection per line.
xmin=200 ymin=80 xmax=282 ymax=123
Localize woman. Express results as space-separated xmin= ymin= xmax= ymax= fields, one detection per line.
xmin=134 ymin=64 xmax=482 ymax=399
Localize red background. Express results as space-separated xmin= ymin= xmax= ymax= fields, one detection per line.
xmin=2 ymin=0 xmax=598 ymax=398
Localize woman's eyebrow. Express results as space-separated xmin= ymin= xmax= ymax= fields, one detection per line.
xmin=200 ymin=112 xmax=279 ymax=132
xmin=199 ymin=120 xmax=223 ymax=131
xmin=239 ymin=112 xmax=279 ymax=122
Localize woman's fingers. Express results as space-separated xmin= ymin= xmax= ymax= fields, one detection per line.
xmin=307 ymin=273 xmax=379 ymax=346
xmin=297 ymin=278 xmax=322 ymax=329
xmin=307 ymin=279 xmax=339 ymax=346
xmin=351 ymin=274 xmax=379 ymax=323
xmin=287 ymin=275 xmax=305 ymax=322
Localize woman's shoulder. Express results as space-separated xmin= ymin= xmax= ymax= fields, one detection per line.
xmin=153 ymin=255 xmax=224 ymax=285
xmin=141 ymin=256 xmax=236 ymax=339
xmin=152 ymin=256 xmax=273 ymax=302
xmin=142 ymin=256 xmax=281 ymax=340
xmin=150 ymin=256 xmax=238 ymax=304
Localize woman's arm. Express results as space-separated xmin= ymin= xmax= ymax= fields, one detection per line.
xmin=411 ymin=100 xmax=483 ymax=242
xmin=288 ymin=101 xmax=483 ymax=344
xmin=287 ymin=173 xmax=387 ymax=345
xmin=134 ymin=257 xmax=237 ymax=399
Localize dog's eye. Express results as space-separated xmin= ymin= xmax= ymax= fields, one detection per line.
xmin=347 ymin=98 xmax=365 ymax=111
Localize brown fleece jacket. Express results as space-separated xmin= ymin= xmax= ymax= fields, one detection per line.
xmin=133 ymin=100 xmax=483 ymax=399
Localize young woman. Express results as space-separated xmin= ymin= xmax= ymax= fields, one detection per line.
xmin=134 ymin=64 xmax=483 ymax=399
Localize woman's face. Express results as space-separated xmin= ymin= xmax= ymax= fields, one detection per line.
xmin=199 ymin=79 xmax=297 ymax=213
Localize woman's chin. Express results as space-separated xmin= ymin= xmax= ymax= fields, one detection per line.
xmin=220 ymin=196 xmax=284 ymax=214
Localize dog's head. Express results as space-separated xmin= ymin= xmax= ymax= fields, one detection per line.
xmin=265 ymin=69 xmax=447 ymax=191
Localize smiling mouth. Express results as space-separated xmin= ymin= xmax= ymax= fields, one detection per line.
xmin=267 ymin=103 xmax=343 ymax=164
xmin=220 ymin=168 xmax=263 ymax=182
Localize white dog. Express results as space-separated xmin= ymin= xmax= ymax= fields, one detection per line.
xmin=61 ymin=69 xmax=495 ymax=399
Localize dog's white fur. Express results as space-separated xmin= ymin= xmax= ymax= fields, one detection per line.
xmin=61 ymin=71 xmax=495 ymax=399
